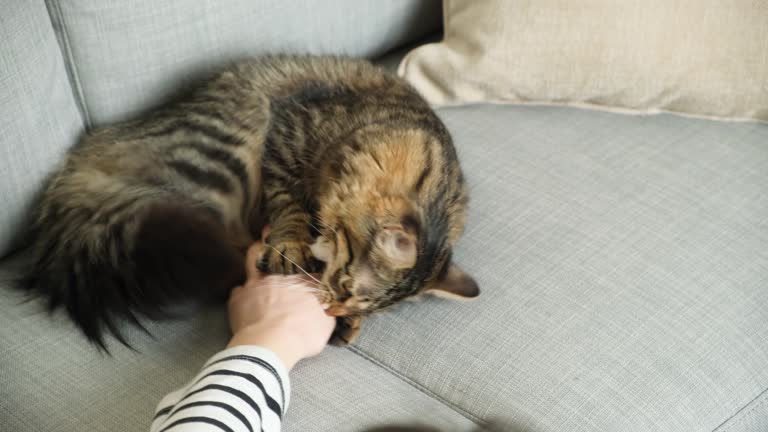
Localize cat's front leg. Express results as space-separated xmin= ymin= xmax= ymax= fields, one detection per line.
xmin=259 ymin=186 xmax=321 ymax=275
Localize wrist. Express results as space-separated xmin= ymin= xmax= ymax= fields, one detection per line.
xmin=227 ymin=325 xmax=302 ymax=370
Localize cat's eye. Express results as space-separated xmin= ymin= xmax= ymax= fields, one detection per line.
xmin=337 ymin=275 xmax=353 ymax=295
xmin=341 ymin=279 xmax=352 ymax=293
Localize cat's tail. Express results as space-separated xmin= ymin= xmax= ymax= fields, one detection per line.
xmin=19 ymin=198 xmax=245 ymax=351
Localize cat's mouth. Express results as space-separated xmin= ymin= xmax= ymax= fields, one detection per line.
xmin=324 ymin=296 xmax=372 ymax=317
xmin=325 ymin=304 xmax=351 ymax=317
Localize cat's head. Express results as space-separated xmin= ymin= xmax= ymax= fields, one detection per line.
xmin=311 ymin=129 xmax=479 ymax=318
xmin=310 ymin=213 xmax=479 ymax=317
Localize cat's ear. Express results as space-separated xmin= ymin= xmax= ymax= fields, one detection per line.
xmin=426 ymin=264 xmax=480 ymax=299
xmin=309 ymin=236 xmax=334 ymax=263
xmin=377 ymin=224 xmax=417 ymax=269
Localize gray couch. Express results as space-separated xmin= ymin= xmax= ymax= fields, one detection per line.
xmin=1 ymin=2 xmax=767 ymax=431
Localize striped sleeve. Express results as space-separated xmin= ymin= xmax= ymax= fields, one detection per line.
xmin=150 ymin=346 xmax=291 ymax=432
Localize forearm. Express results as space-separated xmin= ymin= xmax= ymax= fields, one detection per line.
xmin=151 ymin=346 xmax=291 ymax=432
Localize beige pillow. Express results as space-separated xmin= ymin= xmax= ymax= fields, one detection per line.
xmin=399 ymin=0 xmax=768 ymax=122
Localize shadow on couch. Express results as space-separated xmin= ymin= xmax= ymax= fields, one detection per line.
xmin=363 ymin=419 xmax=527 ymax=432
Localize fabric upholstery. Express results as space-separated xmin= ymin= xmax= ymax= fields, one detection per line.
xmin=0 ymin=1 xmax=84 ymax=257
xmin=2 ymin=104 xmax=766 ymax=431
xmin=712 ymin=389 xmax=768 ymax=432
xmin=352 ymin=105 xmax=768 ymax=431
xmin=0 ymin=256 xmax=476 ymax=432
xmin=48 ymin=0 xmax=441 ymax=127
xmin=399 ymin=0 xmax=768 ymax=122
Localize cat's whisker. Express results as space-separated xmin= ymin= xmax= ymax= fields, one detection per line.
xmin=258 ymin=281 xmax=322 ymax=288
xmin=256 ymin=280 xmax=327 ymax=294
xmin=279 ymin=285 xmax=326 ymax=294
xmin=317 ymin=218 xmax=339 ymax=237
xmin=264 ymin=244 xmax=324 ymax=286
xmin=260 ymin=275 xmax=322 ymax=287
xmin=306 ymin=219 xmax=327 ymax=236
xmin=307 ymin=217 xmax=339 ymax=238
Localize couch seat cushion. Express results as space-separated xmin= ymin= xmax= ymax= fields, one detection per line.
xmin=2 ymin=105 xmax=767 ymax=432
xmin=0 ymin=256 xmax=475 ymax=432
xmin=352 ymin=105 xmax=768 ymax=431
xmin=0 ymin=1 xmax=84 ymax=256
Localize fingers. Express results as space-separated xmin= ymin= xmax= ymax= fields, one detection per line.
xmin=261 ymin=225 xmax=272 ymax=242
xmin=228 ymin=285 xmax=243 ymax=302
xmin=245 ymin=241 xmax=265 ymax=280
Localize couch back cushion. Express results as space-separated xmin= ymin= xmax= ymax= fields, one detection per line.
xmin=399 ymin=0 xmax=768 ymax=121
xmin=51 ymin=0 xmax=441 ymax=127
xmin=0 ymin=2 xmax=84 ymax=257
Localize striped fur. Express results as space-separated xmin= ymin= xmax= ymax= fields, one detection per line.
xmin=20 ymin=55 xmax=478 ymax=349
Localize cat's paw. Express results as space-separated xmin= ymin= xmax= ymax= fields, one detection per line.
xmin=329 ymin=316 xmax=362 ymax=346
xmin=258 ymin=239 xmax=322 ymax=275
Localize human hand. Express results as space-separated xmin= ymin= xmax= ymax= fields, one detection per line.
xmin=226 ymin=240 xmax=336 ymax=370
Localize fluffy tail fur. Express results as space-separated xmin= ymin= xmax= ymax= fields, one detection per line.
xmin=20 ymin=201 xmax=245 ymax=350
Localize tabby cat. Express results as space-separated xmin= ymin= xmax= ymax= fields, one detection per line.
xmin=21 ymin=55 xmax=479 ymax=349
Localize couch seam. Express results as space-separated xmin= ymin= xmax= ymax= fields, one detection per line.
xmin=44 ymin=0 xmax=92 ymax=129
xmin=712 ymin=386 xmax=768 ymax=432
xmin=346 ymin=345 xmax=485 ymax=427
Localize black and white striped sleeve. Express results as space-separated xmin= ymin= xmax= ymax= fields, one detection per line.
xmin=150 ymin=346 xmax=291 ymax=432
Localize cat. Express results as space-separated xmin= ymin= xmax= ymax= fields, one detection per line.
xmin=20 ymin=55 xmax=479 ymax=349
